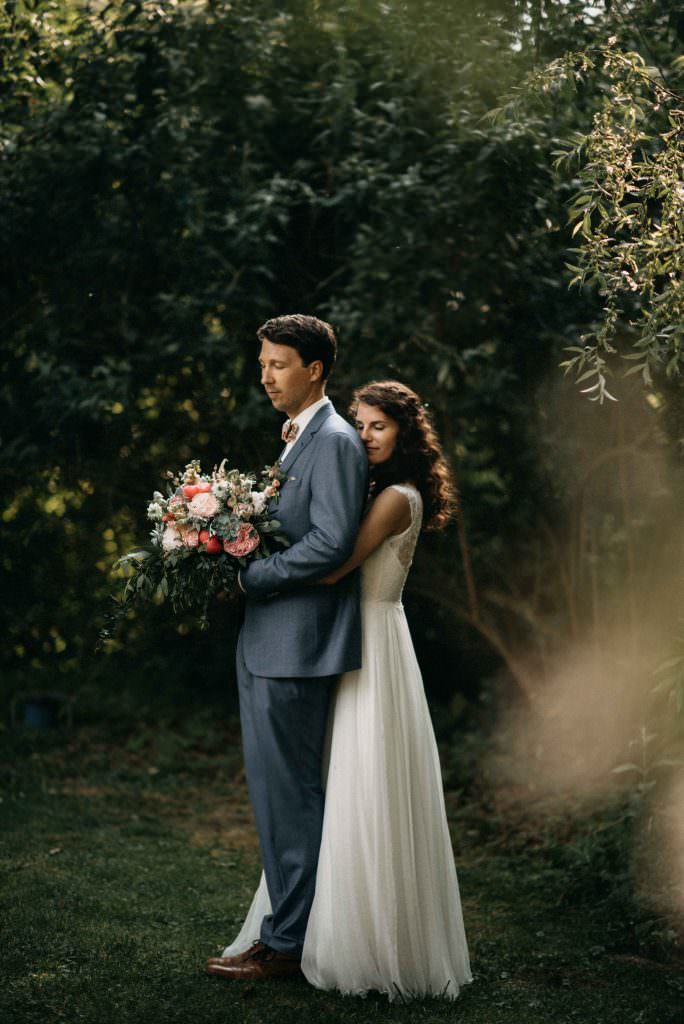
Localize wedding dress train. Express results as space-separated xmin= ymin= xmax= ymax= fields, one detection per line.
xmin=222 ymin=484 xmax=472 ymax=1000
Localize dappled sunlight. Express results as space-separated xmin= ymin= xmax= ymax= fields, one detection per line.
xmin=486 ymin=607 xmax=684 ymax=926
xmin=483 ymin=378 xmax=684 ymax=924
xmin=643 ymin=769 xmax=684 ymax=920
xmin=487 ymin=628 xmax=673 ymax=797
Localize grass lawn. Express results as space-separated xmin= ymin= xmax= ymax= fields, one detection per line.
xmin=2 ymin=701 xmax=683 ymax=1024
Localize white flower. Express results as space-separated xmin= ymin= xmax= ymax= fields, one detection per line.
xmin=147 ymin=501 xmax=164 ymax=522
xmin=212 ymin=481 xmax=229 ymax=503
xmin=250 ymin=490 xmax=267 ymax=515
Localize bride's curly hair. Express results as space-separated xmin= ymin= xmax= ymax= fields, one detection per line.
xmin=349 ymin=380 xmax=457 ymax=531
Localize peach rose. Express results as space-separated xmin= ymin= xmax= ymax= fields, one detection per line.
xmin=188 ymin=491 xmax=219 ymax=519
xmin=179 ymin=526 xmax=200 ymax=548
xmin=223 ymin=523 xmax=260 ymax=557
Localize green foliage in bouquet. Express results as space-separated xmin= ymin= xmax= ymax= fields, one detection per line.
xmin=101 ymin=543 xmax=227 ymax=639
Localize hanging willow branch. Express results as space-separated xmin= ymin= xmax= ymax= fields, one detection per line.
xmin=492 ymin=38 xmax=684 ymax=402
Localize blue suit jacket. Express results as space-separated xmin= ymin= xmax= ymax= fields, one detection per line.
xmin=239 ymin=402 xmax=368 ymax=678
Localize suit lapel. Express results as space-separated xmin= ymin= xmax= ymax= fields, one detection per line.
xmin=279 ymin=402 xmax=335 ymax=475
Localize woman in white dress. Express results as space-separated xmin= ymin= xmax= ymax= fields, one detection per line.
xmin=220 ymin=380 xmax=472 ymax=1001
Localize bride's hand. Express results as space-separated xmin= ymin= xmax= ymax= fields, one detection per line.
xmin=314 ymin=572 xmax=338 ymax=585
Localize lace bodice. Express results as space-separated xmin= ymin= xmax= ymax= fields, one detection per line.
xmin=361 ymin=484 xmax=423 ymax=605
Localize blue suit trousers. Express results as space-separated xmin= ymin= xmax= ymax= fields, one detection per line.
xmin=236 ymin=631 xmax=334 ymax=957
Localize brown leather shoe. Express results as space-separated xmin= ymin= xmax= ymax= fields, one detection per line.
xmin=205 ymin=943 xmax=302 ymax=981
xmin=205 ymin=941 xmax=268 ymax=969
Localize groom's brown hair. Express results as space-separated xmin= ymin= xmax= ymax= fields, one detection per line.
xmin=257 ymin=314 xmax=337 ymax=380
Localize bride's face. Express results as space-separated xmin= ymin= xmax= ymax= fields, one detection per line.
xmin=355 ymin=402 xmax=400 ymax=465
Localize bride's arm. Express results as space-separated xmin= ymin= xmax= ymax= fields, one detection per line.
xmin=317 ymin=488 xmax=411 ymax=584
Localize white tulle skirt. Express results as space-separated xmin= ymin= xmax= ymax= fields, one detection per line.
xmin=223 ymin=600 xmax=472 ymax=1001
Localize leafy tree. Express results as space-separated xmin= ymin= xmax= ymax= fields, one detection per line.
xmin=503 ymin=1 xmax=684 ymax=401
xmin=2 ymin=0 xmax=681 ymax=719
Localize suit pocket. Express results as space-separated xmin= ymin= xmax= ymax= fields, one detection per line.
xmin=276 ymin=475 xmax=306 ymax=505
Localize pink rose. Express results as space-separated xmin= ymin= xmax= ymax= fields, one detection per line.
xmin=188 ymin=491 xmax=219 ymax=519
xmin=162 ymin=524 xmax=183 ymax=551
xmin=179 ymin=526 xmax=200 ymax=548
xmin=223 ymin=523 xmax=260 ymax=557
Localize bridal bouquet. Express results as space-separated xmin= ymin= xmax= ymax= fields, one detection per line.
xmin=99 ymin=457 xmax=289 ymax=640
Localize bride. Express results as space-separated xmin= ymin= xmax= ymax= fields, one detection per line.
xmin=214 ymin=380 xmax=472 ymax=1001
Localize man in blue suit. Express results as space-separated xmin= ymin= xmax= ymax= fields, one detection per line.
xmin=206 ymin=315 xmax=368 ymax=981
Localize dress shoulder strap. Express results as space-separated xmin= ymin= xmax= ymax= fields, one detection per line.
xmin=385 ymin=483 xmax=422 ymax=566
xmin=387 ymin=483 xmax=423 ymax=526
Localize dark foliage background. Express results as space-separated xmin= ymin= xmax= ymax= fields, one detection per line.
xmin=2 ymin=0 xmax=683 ymax=717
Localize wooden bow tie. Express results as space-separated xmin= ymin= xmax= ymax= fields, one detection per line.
xmin=281 ymin=419 xmax=300 ymax=444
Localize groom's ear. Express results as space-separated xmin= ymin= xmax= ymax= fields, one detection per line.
xmin=307 ymin=359 xmax=324 ymax=382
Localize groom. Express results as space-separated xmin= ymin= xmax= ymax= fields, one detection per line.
xmin=206 ymin=314 xmax=368 ymax=981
